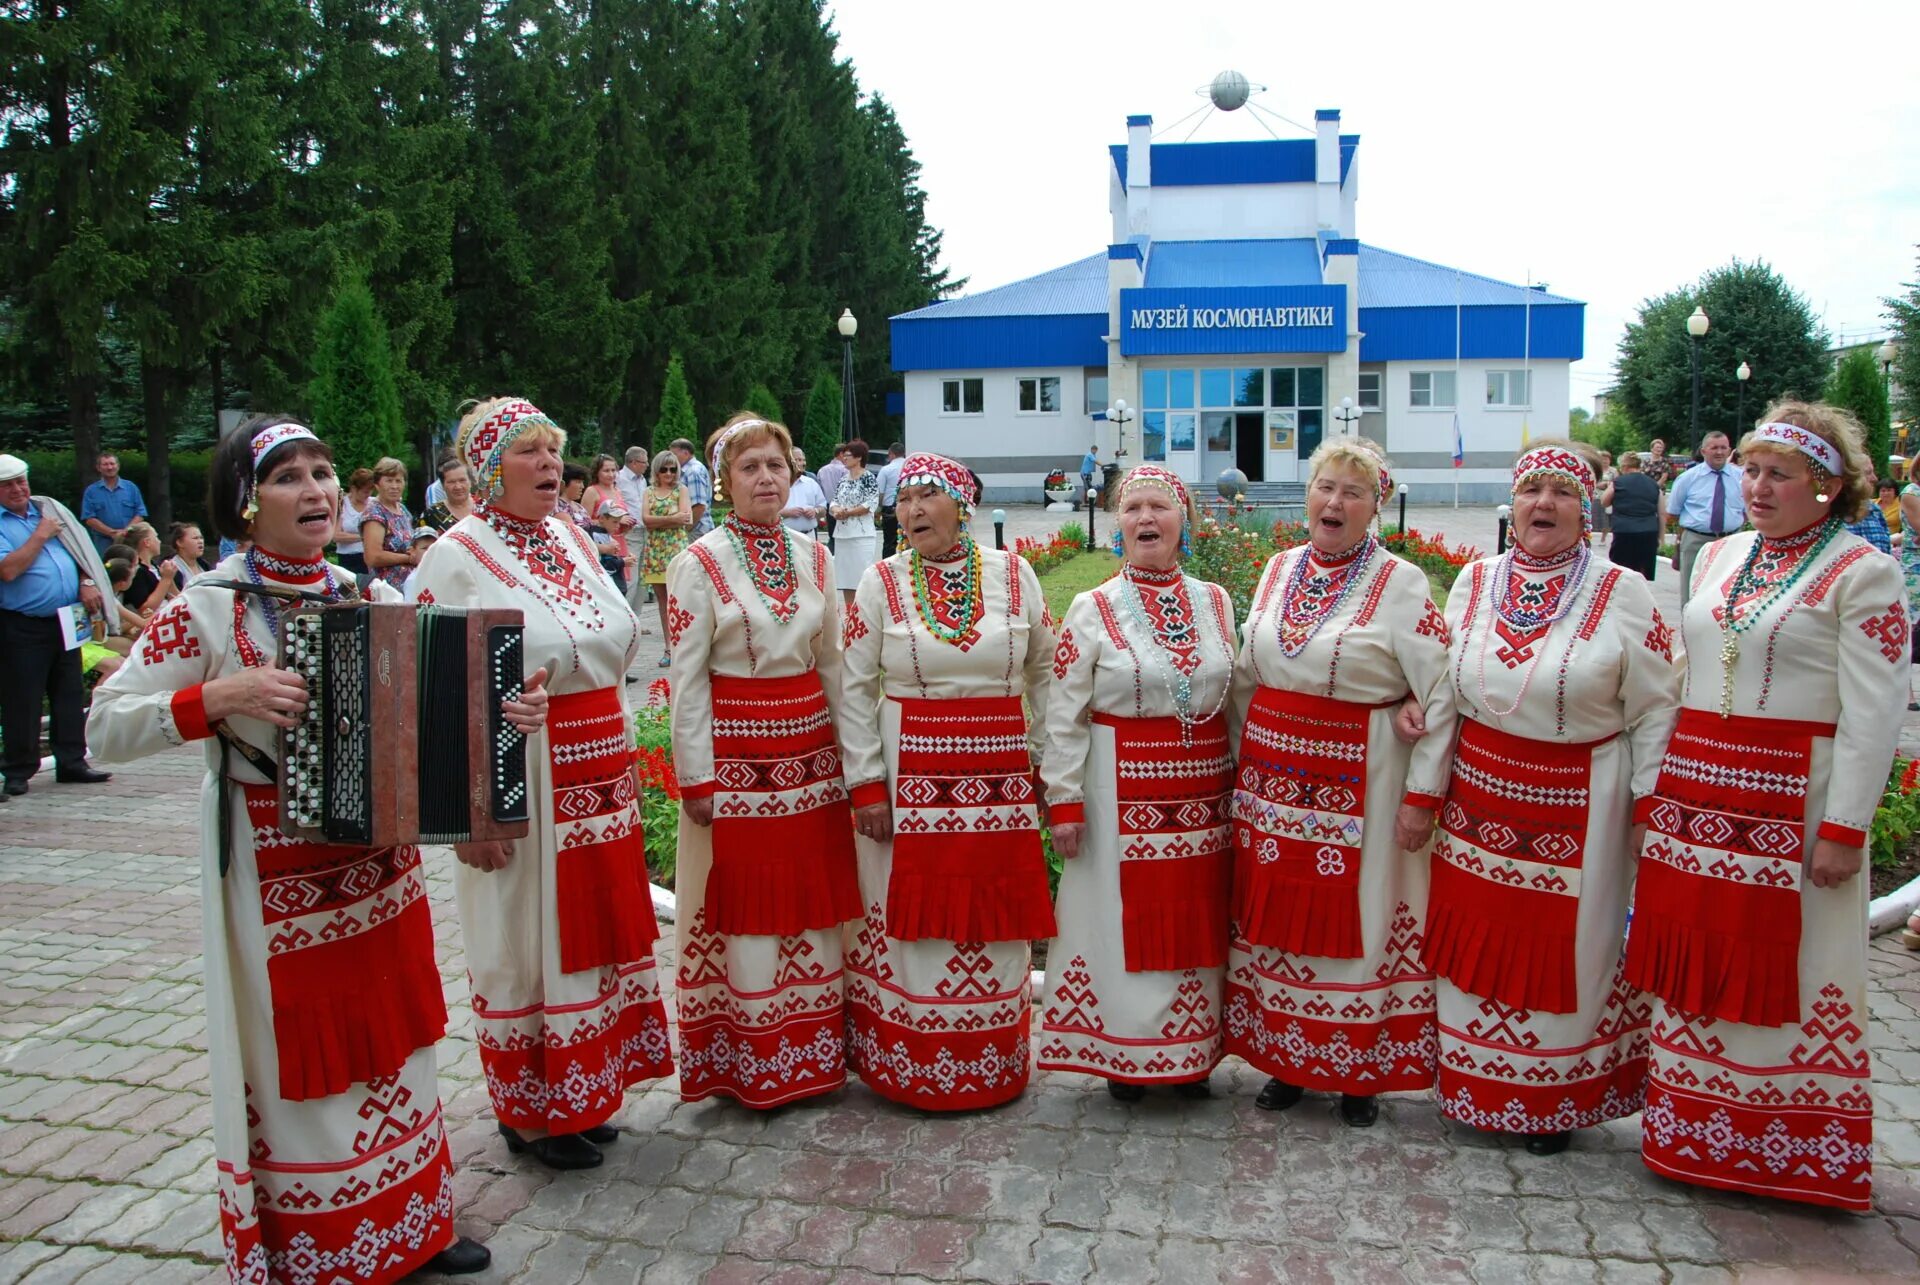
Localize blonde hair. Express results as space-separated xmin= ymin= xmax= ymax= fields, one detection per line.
xmin=1737 ymin=399 xmax=1875 ymax=522
xmin=1306 ymin=437 xmax=1388 ymax=511
xmin=706 ymin=412 xmax=795 ymax=502
xmin=650 ymin=450 xmax=681 ymax=484
xmin=372 ymin=456 xmax=407 ymax=482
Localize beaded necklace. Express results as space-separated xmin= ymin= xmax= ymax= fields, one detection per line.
xmin=908 ymin=535 xmax=984 ymax=645
xmin=1716 ymin=517 xmax=1842 ymax=716
xmin=1121 ymin=563 xmax=1231 ymax=745
xmin=1276 ymin=535 xmax=1377 ymax=658
xmin=722 ymin=512 xmax=800 ymax=624
xmin=235 ymin=548 xmax=344 ymax=669
xmin=1475 ymin=541 xmax=1590 ymax=721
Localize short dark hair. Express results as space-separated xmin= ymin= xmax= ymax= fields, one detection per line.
xmin=105 ymin=557 xmax=133 ymax=587
xmin=208 ymin=415 xmax=334 ymax=542
xmin=669 ymin=438 xmax=696 ymax=453
xmin=844 ymin=438 xmax=870 ymax=460
xmin=167 ymin=521 xmax=199 ymax=551
xmin=437 ymin=455 xmax=469 ymax=482
xmin=562 ymin=463 xmax=589 ymax=487
xmin=888 ymin=442 xmax=904 ymax=458
xmin=103 ymin=542 xmax=137 ymax=564
xmin=97 ymin=450 xmax=118 ymax=463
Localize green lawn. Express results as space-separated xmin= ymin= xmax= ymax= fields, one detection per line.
xmin=1036 ymin=551 xmax=1120 ymax=622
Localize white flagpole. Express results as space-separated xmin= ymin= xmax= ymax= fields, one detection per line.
xmin=1454 ymin=269 xmax=1462 ymax=509
xmin=1523 ymin=268 xmax=1533 ymax=447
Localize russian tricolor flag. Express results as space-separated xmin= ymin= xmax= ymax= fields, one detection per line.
xmin=1452 ymin=413 xmax=1464 ymax=468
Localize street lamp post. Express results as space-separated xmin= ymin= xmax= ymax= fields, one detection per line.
xmin=1334 ymin=396 xmax=1360 ymax=437
xmin=1879 ymin=340 xmax=1898 ymax=391
xmin=837 ymin=308 xmax=859 ymax=445
xmin=1107 ymin=400 xmax=1134 ymax=462
xmin=1084 ymin=481 xmax=1102 ymax=552
xmin=1735 ymin=360 xmax=1751 ymax=432
xmin=992 ymin=508 xmax=1007 ymax=551
xmin=1686 ymin=306 xmax=1710 ymax=450
xmin=1396 ymin=481 xmax=1408 ymax=535
xmin=1496 ymin=503 xmax=1511 ymax=555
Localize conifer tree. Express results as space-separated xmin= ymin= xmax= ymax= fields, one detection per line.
xmin=745 ymin=384 xmax=785 ymax=426
xmin=654 ymin=354 xmax=698 ymax=460
xmin=309 ymin=272 xmax=407 ymax=471
xmin=1824 ymin=347 xmax=1892 ymax=475
xmin=802 ymin=369 xmax=843 ymax=469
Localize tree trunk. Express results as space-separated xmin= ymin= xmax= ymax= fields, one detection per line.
xmin=69 ymin=373 xmax=99 ymax=497
xmin=142 ymin=357 xmax=178 ymax=533
xmin=209 ymin=345 xmax=225 ymax=439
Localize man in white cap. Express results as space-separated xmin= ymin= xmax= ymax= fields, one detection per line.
xmin=0 ymin=453 xmax=117 ymax=795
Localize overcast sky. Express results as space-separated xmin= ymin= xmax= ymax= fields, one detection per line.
xmin=825 ymin=0 xmax=1919 ymax=410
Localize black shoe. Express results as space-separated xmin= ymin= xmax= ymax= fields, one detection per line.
xmin=1254 ymin=1078 xmax=1305 ymax=1112
xmin=1524 ymin=1130 xmax=1573 ymax=1156
xmin=3 ymin=779 xmax=26 ymax=796
xmin=1107 ymin=1080 xmax=1146 ymax=1103
xmin=1173 ymin=1078 xmax=1212 ymax=1100
xmin=498 ymin=1123 xmax=603 ymax=1170
xmin=420 ymin=1237 xmax=491 ymax=1276
xmin=1339 ymin=1094 xmax=1379 ymax=1128
xmin=54 ymin=766 xmax=111 ymax=784
xmin=582 ymin=1122 xmax=619 ymax=1145
xmin=1909 ymin=702 xmax=1920 ymax=712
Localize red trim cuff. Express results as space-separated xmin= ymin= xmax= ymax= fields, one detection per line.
xmin=1817 ymin=820 xmax=1868 ymax=848
xmin=1401 ymin=791 xmax=1444 ymax=810
xmin=171 ymin=685 xmax=214 ymax=741
xmin=849 ymin=781 xmax=889 ymax=810
xmin=679 ymin=779 xmax=716 ymax=802
xmin=1632 ymin=795 xmax=1658 ymax=826
xmin=1048 ymin=802 xmax=1086 ymax=826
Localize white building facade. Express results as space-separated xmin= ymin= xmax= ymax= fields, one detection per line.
xmin=890 ymin=109 xmax=1583 ymax=502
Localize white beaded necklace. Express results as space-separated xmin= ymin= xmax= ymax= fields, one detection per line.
xmin=1121 ymin=565 xmax=1232 ymax=746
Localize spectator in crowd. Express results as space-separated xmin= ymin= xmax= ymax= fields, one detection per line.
xmin=422 ymin=450 xmax=451 ymax=511
xmin=401 ymin=526 xmax=439 ymax=599
xmin=1665 ymin=431 xmax=1743 ymax=607
xmin=1593 ymin=450 xmax=1616 ymax=543
xmin=671 ymin=437 xmax=714 ymax=537
xmin=1644 ymin=438 xmax=1676 ymax=489
xmin=1080 ymin=444 xmax=1100 ymax=502
xmin=421 ymin=457 xmax=477 ymax=532
xmin=1879 ymin=475 xmax=1903 ymax=546
xmin=100 ymin=556 xmax=139 ymax=655
xmin=816 ymin=443 xmax=849 ymax=547
xmin=1846 ymin=472 xmax=1892 ymax=553
xmin=79 ymin=450 xmax=147 ymax=555
xmin=0 ymin=453 xmax=114 ymax=795
xmin=361 ymin=457 xmax=417 ymax=590
xmin=334 ymin=467 xmax=375 ymax=576
xmin=829 ymin=438 xmax=880 ymax=605
xmin=876 ymin=441 xmax=906 ymax=557
xmin=615 ymin=446 xmax=651 ymax=610
xmin=638 ymin=450 xmax=692 ymax=665
xmin=782 ymin=447 xmax=827 ymax=535
xmin=583 ymin=455 xmax=623 ymax=531
xmin=123 ymin=522 xmax=173 ymax=615
xmin=161 ymin=521 xmax=212 ymax=592
xmin=1604 ymin=451 xmax=1663 ymax=580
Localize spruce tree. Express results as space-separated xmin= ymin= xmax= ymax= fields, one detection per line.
xmin=745 ymin=384 xmax=785 ymax=426
xmin=654 ymin=353 xmax=698 ymax=459
xmin=1824 ymin=347 xmax=1892 ymax=475
xmin=309 ymin=272 xmax=407 ymax=471
xmin=802 ymin=369 xmax=842 ymax=468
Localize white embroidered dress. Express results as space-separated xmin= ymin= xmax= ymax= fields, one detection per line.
xmin=1429 ymin=549 xmax=1681 ymax=1133
xmin=86 ymin=553 xmax=456 ymax=1285
xmin=1039 ymin=567 xmax=1239 ymax=1084
xmin=411 ymin=509 xmax=674 ymax=1135
xmin=1224 ymin=544 xmax=1457 ymax=1095
xmin=838 ymin=543 xmax=1055 ymax=1110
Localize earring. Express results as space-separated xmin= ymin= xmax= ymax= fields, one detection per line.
xmin=1180 ymin=528 xmax=1192 ymax=557
xmin=1816 ymin=493 xmax=1829 ymax=503
xmin=1110 ymin=529 xmax=1125 ymax=557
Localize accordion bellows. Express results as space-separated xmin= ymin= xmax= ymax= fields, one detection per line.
xmin=279 ymin=603 xmax=531 ymax=847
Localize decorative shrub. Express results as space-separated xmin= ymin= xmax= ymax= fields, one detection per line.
xmin=1873 ymin=758 xmax=1920 ymax=869
xmin=1012 ymin=530 xmax=1082 ymax=577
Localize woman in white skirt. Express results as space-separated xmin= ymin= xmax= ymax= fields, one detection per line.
xmin=839 ymin=452 xmax=1056 ymax=1110
xmin=1041 ymin=465 xmax=1238 ymax=1101
xmin=830 ymin=437 xmax=879 ymax=605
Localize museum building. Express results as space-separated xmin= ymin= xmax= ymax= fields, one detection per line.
xmin=888 ymin=109 xmax=1584 ymax=502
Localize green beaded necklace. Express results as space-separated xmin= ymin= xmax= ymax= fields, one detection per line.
xmin=1716 ymin=517 xmax=1841 ymax=715
xmin=908 ymin=536 xmax=984 ymax=645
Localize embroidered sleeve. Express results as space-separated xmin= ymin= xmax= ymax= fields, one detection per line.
xmin=1392 ymin=565 xmax=1460 ymax=805
xmin=1610 ymin=573 xmax=1683 ymax=802
xmin=86 ymin=592 xmax=219 ymax=763
xmin=1823 ymin=552 xmax=1909 ymax=844
xmin=666 ymin=547 xmax=719 ymax=796
xmin=838 ymin=569 xmax=889 ymax=799
xmin=1040 ymin=591 xmax=1103 ymax=817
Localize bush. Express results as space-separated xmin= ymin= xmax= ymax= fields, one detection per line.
xmin=1874 ymin=758 xmax=1920 ymax=869
xmin=744 ymin=383 xmax=785 ymax=426
xmin=1011 ymin=530 xmax=1082 ymax=577
xmin=801 ymin=368 xmax=843 ymax=471
xmin=15 ymin=448 xmax=218 ymax=530
xmin=654 ymin=353 xmax=698 ymax=462
xmin=631 ymin=690 xmax=680 ymax=886
xmin=309 ymin=271 xmax=408 ymax=472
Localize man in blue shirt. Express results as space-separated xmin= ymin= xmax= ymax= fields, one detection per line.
xmin=0 ymin=454 xmax=113 ymax=795
xmin=79 ymin=450 xmax=147 ymax=555
xmin=876 ymin=442 xmax=906 ymax=557
xmin=1080 ymin=445 xmax=1100 ymax=502
xmin=671 ymin=438 xmax=713 ymax=537
xmin=1666 ymin=432 xmax=1744 ymax=607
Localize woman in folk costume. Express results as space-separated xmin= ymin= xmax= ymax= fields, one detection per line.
xmin=1040 ymin=465 xmax=1238 ymax=1101
xmin=667 ymin=413 xmax=861 ymax=1108
xmin=1627 ymin=403 xmax=1907 ymax=1210
xmin=86 ymin=418 xmax=522 ymax=1281
xmin=1425 ymin=441 xmax=1681 ymax=1156
xmin=1224 ymin=438 xmax=1456 ymax=1129
xmin=411 ymin=398 xmax=672 ymax=1172
xmin=838 ymin=452 xmax=1056 ymax=1110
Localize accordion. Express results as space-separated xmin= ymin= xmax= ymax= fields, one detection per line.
xmin=278 ymin=603 xmax=531 ymax=846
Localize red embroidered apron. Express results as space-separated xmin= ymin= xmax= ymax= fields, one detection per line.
xmin=1625 ymin=708 xmax=1828 ymax=1028
xmin=706 ymin=670 xmax=861 ymax=935
xmin=1425 ymin=718 xmax=1608 ymax=1015
xmin=547 ymin=686 xmax=659 ymax=974
xmin=1232 ymin=687 xmax=1397 ymax=960
xmin=887 ymin=694 xmax=1055 ymax=942
xmin=243 ymin=787 xmax=447 ymax=1102
xmin=1096 ymin=712 xmax=1234 ymax=972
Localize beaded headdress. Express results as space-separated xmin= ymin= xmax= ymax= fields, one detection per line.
xmin=897 ymin=452 xmax=977 ymax=516
xmin=243 ymin=422 xmax=319 ymax=519
xmin=1751 ymin=422 xmax=1843 ymax=477
xmin=1117 ymin=464 xmax=1189 ymax=511
xmin=1511 ymin=445 xmax=1595 ymax=534
xmin=460 ymin=400 xmax=557 ymax=500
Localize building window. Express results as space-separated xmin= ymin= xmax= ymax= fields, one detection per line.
xmin=1086 ymin=372 xmax=1109 ymax=416
xmin=1486 ymin=370 xmax=1530 ymax=407
xmin=1142 ymin=411 xmax=1167 ymax=461
xmin=1017 ymin=376 xmax=1061 ymax=414
xmin=1357 ymin=371 xmax=1381 ymax=410
xmin=941 ymin=378 xmax=983 ymax=415
xmin=1409 ymin=371 xmax=1457 ymax=409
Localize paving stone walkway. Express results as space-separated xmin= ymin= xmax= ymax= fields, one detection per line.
xmin=5 ymin=505 xmax=1920 ymax=1283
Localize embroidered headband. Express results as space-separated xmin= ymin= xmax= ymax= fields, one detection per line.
xmin=710 ymin=418 xmax=769 ymax=480
xmin=1512 ymin=445 xmax=1596 ymax=536
xmin=897 ymin=452 xmax=977 ymax=515
xmin=1116 ymin=464 xmax=1189 ymax=512
xmin=1751 ymin=422 xmax=1843 ymax=476
xmin=460 ymin=400 xmax=557 ymax=500
xmin=243 ymin=422 xmax=320 ymax=519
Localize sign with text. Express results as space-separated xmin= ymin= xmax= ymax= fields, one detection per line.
xmin=1119 ymin=285 xmax=1346 ymax=356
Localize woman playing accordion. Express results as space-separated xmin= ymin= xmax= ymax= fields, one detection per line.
xmin=1627 ymin=404 xmax=1907 ymax=1209
xmin=838 ymin=452 xmax=1056 ymax=1111
xmin=412 ymin=399 xmax=672 ymax=1172
xmin=86 ymin=419 xmax=517 ymax=1280
xmin=1426 ymin=442 xmax=1680 ymax=1156
xmin=667 ymin=414 xmax=861 ymax=1108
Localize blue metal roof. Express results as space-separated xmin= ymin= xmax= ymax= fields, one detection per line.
xmin=1359 ymin=304 xmax=1583 ymax=362
xmin=892 ymin=253 xmax=1107 ymax=320
xmin=1109 ymin=137 xmax=1358 ymax=188
xmin=1143 ymin=239 xmax=1323 ymax=289
xmin=1356 ymin=244 xmax=1583 ymax=308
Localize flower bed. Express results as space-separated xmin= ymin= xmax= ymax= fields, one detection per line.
xmin=1012 ymin=529 xmax=1083 ymax=577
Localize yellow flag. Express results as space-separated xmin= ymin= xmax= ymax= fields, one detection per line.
xmin=1520 ymin=416 xmax=1531 ymax=447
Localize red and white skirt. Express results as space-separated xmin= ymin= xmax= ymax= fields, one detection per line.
xmin=1629 ymin=711 xmax=1873 ymax=1210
